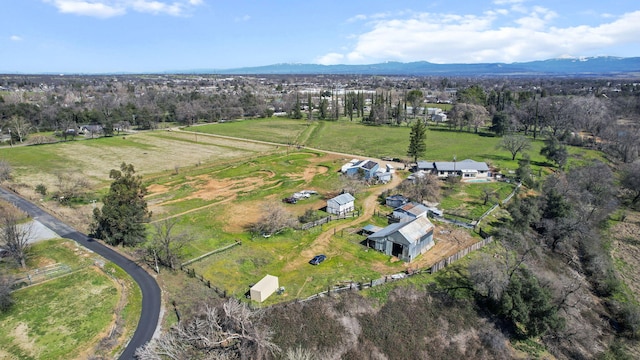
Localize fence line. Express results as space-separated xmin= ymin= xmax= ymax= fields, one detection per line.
xmin=12 ymin=263 xmax=74 ymax=288
xmin=429 ymin=236 xmax=494 ymax=273
xmin=181 ymin=240 xmax=242 ymax=267
xmin=299 ymin=210 xmax=360 ymax=231
xmin=181 ymin=267 xmax=228 ymax=298
xmin=295 ymin=236 xmax=494 ymax=304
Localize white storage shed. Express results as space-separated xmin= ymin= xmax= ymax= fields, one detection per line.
xmin=250 ymin=274 xmax=279 ymax=302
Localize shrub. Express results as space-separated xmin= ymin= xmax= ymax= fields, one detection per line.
xmin=35 ymin=184 xmax=47 ymax=196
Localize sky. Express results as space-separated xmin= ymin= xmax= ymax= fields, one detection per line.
xmin=2 ymin=0 xmax=640 ymax=73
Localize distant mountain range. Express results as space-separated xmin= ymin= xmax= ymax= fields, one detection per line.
xmin=179 ymin=57 xmax=640 ymax=77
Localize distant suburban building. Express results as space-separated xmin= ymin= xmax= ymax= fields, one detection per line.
xmin=327 ymin=193 xmax=355 ymax=215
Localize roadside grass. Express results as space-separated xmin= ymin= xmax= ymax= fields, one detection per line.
xmin=104 ymin=262 xmax=143 ymax=358
xmin=0 ymin=269 xmax=118 ymax=360
xmin=0 ymin=239 xmax=140 ymax=360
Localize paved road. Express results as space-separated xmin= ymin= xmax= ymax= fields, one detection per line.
xmin=0 ymin=187 xmax=160 ymax=360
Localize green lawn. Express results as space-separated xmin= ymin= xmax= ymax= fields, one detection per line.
xmin=0 ymin=239 xmax=140 ymax=360
xmin=185 ymin=118 xmax=310 ymax=144
xmin=0 ymin=269 xmax=118 ymax=359
xmin=189 ymin=222 xmax=405 ymax=303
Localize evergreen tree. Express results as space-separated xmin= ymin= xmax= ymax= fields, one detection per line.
xmin=407 ymin=119 xmax=427 ymax=163
xmin=291 ymin=93 xmax=302 ymax=119
xmin=540 ymin=137 xmax=568 ymax=169
xmin=91 ymin=162 xmax=151 ymax=247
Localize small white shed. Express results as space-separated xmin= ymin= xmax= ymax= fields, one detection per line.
xmin=250 ymin=274 xmax=279 ymax=302
xmin=327 ymin=193 xmax=355 ymax=215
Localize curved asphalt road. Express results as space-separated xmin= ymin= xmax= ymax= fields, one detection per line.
xmin=0 ymin=187 xmax=160 ymax=360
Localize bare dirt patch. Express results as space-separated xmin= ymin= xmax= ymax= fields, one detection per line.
xmin=222 ymin=197 xmax=277 ymax=233
xmin=11 ymin=323 xmax=38 ymax=358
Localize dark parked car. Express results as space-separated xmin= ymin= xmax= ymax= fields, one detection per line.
xmin=282 ymin=197 xmax=297 ymax=204
xmin=309 ymin=254 xmax=326 ymax=265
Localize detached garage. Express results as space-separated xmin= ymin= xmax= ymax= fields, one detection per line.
xmin=250 ymin=274 xmax=279 ymax=302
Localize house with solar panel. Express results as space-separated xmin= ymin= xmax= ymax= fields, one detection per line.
xmin=341 ymin=159 xmax=380 ymax=180
xmin=366 ymin=216 xmax=435 ymax=262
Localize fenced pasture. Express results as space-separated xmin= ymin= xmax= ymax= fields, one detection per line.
xmin=0 ymin=130 xmax=279 ymax=189
xmin=0 ymin=239 xmax=138 ymax=360
xmin=189 ymin=117 xmax=603 ymax=174
xmin=187 ymin=223 xmax=406 ymax=302
xmin=440 ymin=180 xmax=517 ymax=220
xmin=185 ymin=118 xmax=311 ymax=144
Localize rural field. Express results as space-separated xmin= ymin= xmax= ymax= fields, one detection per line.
xmin=2 ymin=118 xmax=606 ymax=306
xmin=0 ymin=239 xmax=141 ymax=359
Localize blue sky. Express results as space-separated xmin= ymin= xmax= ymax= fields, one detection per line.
xmin=3 ymin=0 xmax=640 ymax=73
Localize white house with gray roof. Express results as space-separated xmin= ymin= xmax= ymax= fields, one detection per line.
xmin=327 ymin=193 xmax=355 ymax=215
xmin=432 ymin=159 xmax=489 ymax=179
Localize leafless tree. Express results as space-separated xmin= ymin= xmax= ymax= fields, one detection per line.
xmin=8 ymin=115 xmax=32 ymax=143
xmin=0 ymin=273 xmax=15 ymax=312
xmin=339 ymin=175 xmax=365 ymax=196
xmin=148 ymin=218 xmax=191 ymax=271
xmin=571 ymin=95 xmax=612 ymax=138
xmin=284 ymin=346 xmax=317 ymax=360
xmin=398 ymin=173 xmax=441 ymax=203
xmin=0 ymin=205 xmax=32 ymax=268
xmin=449 ymin=103 xmax=489 ymax=133
xmin=0 ymin=160 xmax=12 ymax=183
xmin=249 ymin=203 xmax=296 ymax=236
xmin=135 ymin=298 xmax=280 ymax=360
xmin=468 ymin=253 xmax=509 ymax=301
xmin=497 ymin=134 xmax=531 ymax=160
xmin=620 ymin=162 xmax=640 ymax=205
xmin=538 ymin=96 xmax=577 ymax=137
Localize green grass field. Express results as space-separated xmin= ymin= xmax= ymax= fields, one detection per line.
xmin=187 ymin=117 xmax=602 ymax=173
xmin=0 ymin=239 xmax=136 ymax=359
xmin=0 ymin=117 xmax=606 ymax=308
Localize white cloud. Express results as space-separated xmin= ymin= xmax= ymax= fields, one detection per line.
xmin=43 ymin=0 xmax=204 ymax=18
xmin=319 ymin=6 xmax=640 ymax=65
xmin=45 ymin=0 xmax=125 ymax=18
xmin=10 ymin=35 xmax=23 ymax=41
xmin=492 ymin=0 xmax=525 ymax=5
xmin=316 ymin=52 xmax=344 ymax=65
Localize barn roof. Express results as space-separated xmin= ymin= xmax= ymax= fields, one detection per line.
xmin=368 ymin=217 xmax=434 ymax=245
xmin=329 ymin=193 xmax=355 ymax=205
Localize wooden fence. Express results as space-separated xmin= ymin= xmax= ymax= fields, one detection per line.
xmin=296 ymin=236 xmax=494 ymax=303
xmin=181 ymin=267 xmax=228 ymax=298
xmin=181 ymin=240 xmax=242 ymax=267
xmin=299 ymin=210 xmax=360 ymax=231
xmin=429 ymin=236 xmax=494 ymax=273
